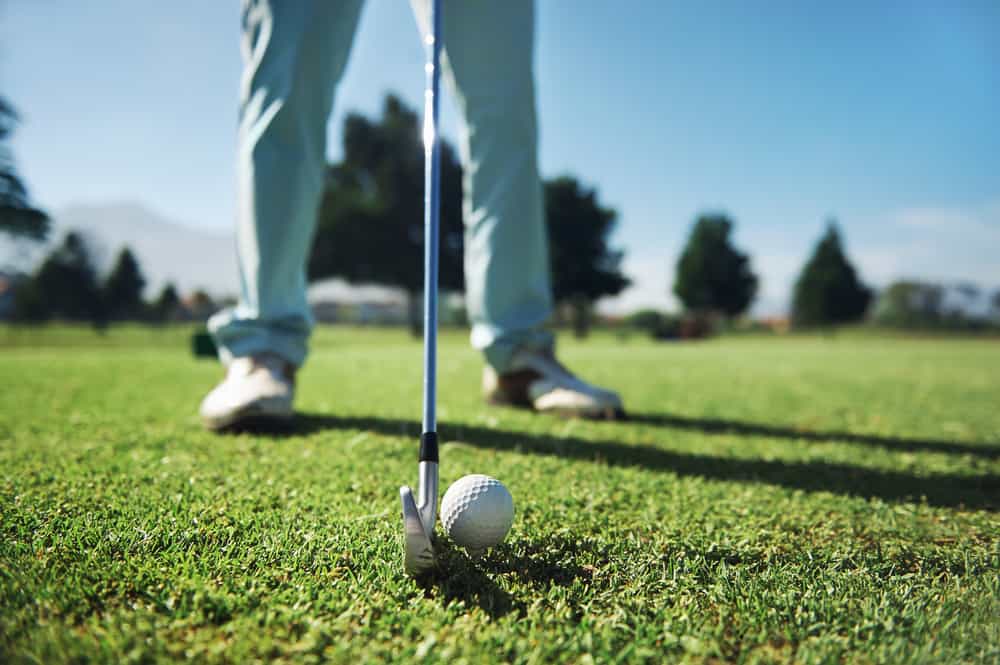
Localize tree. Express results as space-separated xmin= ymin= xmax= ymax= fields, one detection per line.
xmin=870 ymin=281 xmax=942 ymax=329
xmin=791 ymin=222 xmax=871 ymax=326
xmin=309 ymin=95 xmax=464 ymax=335
xmin=872 ymin=280 xmax=996 ymax=330
xmin=0 ymin=97 xmax=49 ymax=241
xmin=104 ymin=247 xmax=147 ymax=320
xmin=545 ymin=177 xmax=630 ymax=336
xmin=14 ymin=231 xmax=106 ymax=327
xmin=674 ymin=214 xmax=757 ymax=317
xmin=151 ymin=282 xmax=181 ymax=322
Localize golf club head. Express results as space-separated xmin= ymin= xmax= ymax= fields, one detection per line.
xmin=400 ymin=485 xmax=435 ymax=575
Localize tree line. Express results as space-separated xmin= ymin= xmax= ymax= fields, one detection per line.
xmin=3 ymin=92 xmax=996 ymax=334
xmin=308 ymin=95 xmax=924 ymax=336
xmin=3 ymin=94 xmax=631 ymax=334
xmin=9 ymin=232 xmax=183 ymax=327
xmin=637 ymin=215 xmax=998 ymax=337
xmin=671 ymin=215 xmax=870 ymax=326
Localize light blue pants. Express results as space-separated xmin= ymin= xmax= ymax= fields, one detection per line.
xmin=209 ymin=0 xmax=553 ymax=372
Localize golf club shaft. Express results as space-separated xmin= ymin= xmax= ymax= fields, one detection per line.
xmin=422 ymin=0 xmax=442 ymax=438
xmin=401 ymin=0 xmax=443 ymax=574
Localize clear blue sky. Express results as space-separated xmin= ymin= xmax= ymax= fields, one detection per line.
xmin=3 ymin=0 xmax=998 ymax=313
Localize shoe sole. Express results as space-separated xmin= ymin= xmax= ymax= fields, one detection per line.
xmin=545 ymin=405 xmax=628 ymax=421
xmin=486 ymin=396 xmax=627 ymax=421
xmin=202 ymin=403 xmax=294 ymax=433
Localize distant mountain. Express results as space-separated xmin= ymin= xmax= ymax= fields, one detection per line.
xmin=50 ymin=202 xmax=239 ymax=298
xmin=17 ymin=202 xmax=407 ymax=305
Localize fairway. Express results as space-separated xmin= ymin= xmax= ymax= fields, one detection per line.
xmin=1 ymin=328 xmax=998 ymax=663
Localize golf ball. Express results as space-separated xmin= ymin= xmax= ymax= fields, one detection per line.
xmin=440 ymin=474 xmax=514 ymax=552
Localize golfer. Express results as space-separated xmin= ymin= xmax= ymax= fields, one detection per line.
xmin=201 ymin=0 xmax=624 ymax=430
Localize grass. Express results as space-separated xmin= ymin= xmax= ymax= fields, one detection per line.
xmin=1 ymin=326 xmax=998 ymax=664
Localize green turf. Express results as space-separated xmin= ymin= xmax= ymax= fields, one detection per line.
xmin=2 ymin=327 xmax=998 ymax=664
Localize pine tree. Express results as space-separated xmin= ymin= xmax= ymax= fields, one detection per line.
xmin=16 ymin=231 xmax=106 ymax=327
xmin=674 ymin=214 xmax=757 ymax=317
xmin=104 ymin=247 xmax=147 ymax=321
xmin=151 ymin=282 xmax=181 ymax=322
xmin=791 ymin=222 xmax=871 ymax=326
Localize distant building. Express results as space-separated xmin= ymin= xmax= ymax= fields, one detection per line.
xmin=178 ymin=290 xmax=218 ymax=322
xmin=356 ymin=301 xmax=409 ymax=325
xmin=311 ymin=301 xmax=340 ymax=323
xmin=307 ymin=279 xmax=409 ymax=325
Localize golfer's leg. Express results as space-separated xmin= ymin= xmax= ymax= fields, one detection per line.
xmin=209 ymin=0 xmax=364 ymax=367
xmin=411 ymin=0 xmax=553 ymax=372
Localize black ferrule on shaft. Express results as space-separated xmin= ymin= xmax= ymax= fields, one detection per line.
xmin=419 ymin=432 xmax=439 ymax=463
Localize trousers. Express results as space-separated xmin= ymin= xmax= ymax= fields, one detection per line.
xmin=209 ymin=0 xmax=554 ymax=371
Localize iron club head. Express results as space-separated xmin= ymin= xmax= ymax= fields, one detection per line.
xmin=400 ymin=484 xmax=435 ymax=575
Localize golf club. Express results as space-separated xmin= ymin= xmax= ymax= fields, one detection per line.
xmin=400 ymin=0 xmax=442 ymax=577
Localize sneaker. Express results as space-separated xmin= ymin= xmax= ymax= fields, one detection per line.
xmin=199 ymin=353 xmax=295 ymax=431
xmin=483 ymin=348 xmax=625 ymax=419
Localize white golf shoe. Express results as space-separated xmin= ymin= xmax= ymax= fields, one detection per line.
xmin=199 ymin=354 xmax=295 ymax=431
xmin=483 ymin=348 xmax=625 ymax=419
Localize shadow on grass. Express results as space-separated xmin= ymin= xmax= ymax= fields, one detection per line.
xmin=487 ymin=536 xmax=595 ymax=589
xmin=417 ymin=539 xmax=515 ymax=619
xmin=626 ymin=411 xmax=1000 ymax=459
xmin=282 ymin=413 xmax=1000 ymax=511
xmin=415 ymin=535 xmax=596 ymax=619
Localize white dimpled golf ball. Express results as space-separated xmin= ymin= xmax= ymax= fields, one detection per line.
xmin=440 ymin=474 xmax=514 ymax=552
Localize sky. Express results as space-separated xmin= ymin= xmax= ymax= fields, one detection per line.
xmin=2 ymin=0 xmax=998 ymax=314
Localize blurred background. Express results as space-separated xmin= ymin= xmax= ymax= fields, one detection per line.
xmin=1 ymin=1 xmax=998 ymax=339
